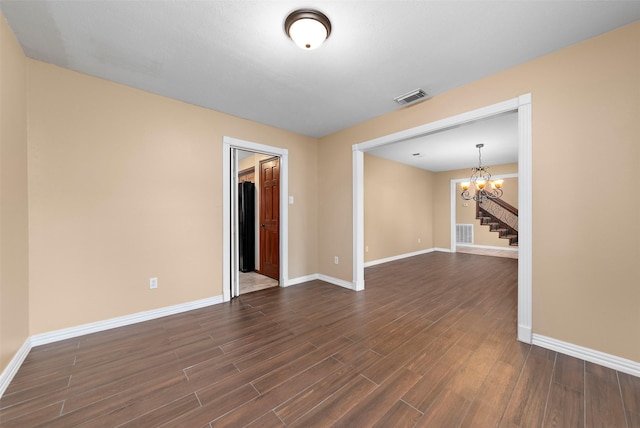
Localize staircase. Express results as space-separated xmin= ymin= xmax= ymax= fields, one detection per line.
xmin=476 ymin=198 xmax=518 ymax=246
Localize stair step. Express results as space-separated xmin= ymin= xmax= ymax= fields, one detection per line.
xmin=478 ymin=207 xmax=519 ymax=246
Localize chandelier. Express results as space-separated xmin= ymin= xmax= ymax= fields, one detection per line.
xmin=460 ymin=144 xmax=503 ymax=202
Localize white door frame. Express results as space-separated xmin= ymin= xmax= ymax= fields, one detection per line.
xmin=352 ymin=94 xmax=532 ymax=343
xmin=222 ymin=137 xmax=289 ymax=302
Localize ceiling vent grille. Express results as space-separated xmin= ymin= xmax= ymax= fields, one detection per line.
xmin=394 ymin=89 xmax=428 ymax=105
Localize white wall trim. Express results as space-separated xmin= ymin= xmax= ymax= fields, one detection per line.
xmin=287 ymin=273 xmax=360 ymax=290
xmin=533 ymin=334 xmax=640 ymax=378
xmin=222 ymin=137 xmax=289 ymax=302
xmin=31 ymin=296 xmax=223 ymax=347
xmin=364 ymin=248 xmax=436 ymax=268
xmin=352 ymin=149 xmax=365 ymax=291
xmin=0 ymin=295 xmax=223 ymax=398
xmin=287 ymin=274 xmax=320 ymax=286
xmin=457 ymin=243 xmax=519 ymax=253
xmin=353 ymin=94 xmax=533 ymax=344
xmin=0 ymin=338 xmax=32 ymax=398
xmin=517 ymin=94 xmax=533 ymax=344
xmin=354 ymin=98 xmax=521 ymax=153
xmin=317 ymin=274 xmax=355 ymax=290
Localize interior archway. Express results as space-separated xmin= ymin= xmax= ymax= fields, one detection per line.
xmin=352 ymin=94 xmax=532 ymax=343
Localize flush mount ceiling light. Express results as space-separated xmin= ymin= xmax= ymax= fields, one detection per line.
xmin=285 ymin=9 xmax=331 ymax=50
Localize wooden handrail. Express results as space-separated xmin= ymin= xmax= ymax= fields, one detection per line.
xmin=487 ymin=197 xmax=518 ymax=216
xmin=477 ymin=197 xmax=519 ymax=232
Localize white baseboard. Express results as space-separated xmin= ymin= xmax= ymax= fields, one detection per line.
xmin=532 ymin=334 xmax=640 ymax=378
xmin=289 ymin=273 xmax=363 ymax=291
xmin=457 ymin=244 xmax=518 ymax=252
xmin=317 ymin=274 xmax=355 ymax=290
xmin=287 ymin=274 xmax=320 ymax=287
xmin=31 ymin=295 xmax=223 ymax=347
xmin=364 ymin=248 xmax=435 ymax=268
xmin=0 ymin=338 xmax=32 ymax=398
xmin=289 ymin=273 xmax=356 ymax=290
xmin=434 ymin=247 xmax=452 ymax=253
xmin=518 ymin=324 xmax=532 ymax=343
xmin=1 ymin=295 xmax=223 ymax=398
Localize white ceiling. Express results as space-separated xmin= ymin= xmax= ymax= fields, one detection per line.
xmin=367 ymin=111 xmax=519 ymax=172
xmin=1 ymin=1 xmax=639 ymax=169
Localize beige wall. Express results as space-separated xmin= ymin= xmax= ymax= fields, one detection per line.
xmin=364 ymin=154 xmax=434 ymax=262
xmin=0 ymin=14 xmax=30 ymax=373
xmin=453 ymin=165 xmax=518 ymax=248
xmin=26 ymin=60 xmax=318 ymax=334
xmin=319 ymin=22 xmax=640 ymax=362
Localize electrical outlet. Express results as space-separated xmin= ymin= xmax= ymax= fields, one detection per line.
xmin=150 ymin=277 xmax=158 ymax=289
xmin=418 ymin=238 xmax=421 ymax=243
xmin=334 ymin=256 xmax=339 ymax=265
xmin=365 ymin=245 xmax=369 ymax=253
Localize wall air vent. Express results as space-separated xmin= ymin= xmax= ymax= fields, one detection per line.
xmin=456 ymin=224 xmax=474 ymax=244
xmin=394 ymin=89 xmax=428 ymax=106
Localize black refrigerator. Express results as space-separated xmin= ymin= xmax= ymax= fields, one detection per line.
xmin=238 ymin=181 xmax=255 ymax=272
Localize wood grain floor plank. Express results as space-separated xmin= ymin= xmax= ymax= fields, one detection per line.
xmin=157 ymin=383 xmax=259 ymax=427
xmin=274 ymin=352 xmax=382 ymax=425
xmin=542 ymin=382 xmax=583 ymax=428
xmin=372 ymin=400 xmax=423 ymax=428
xmin=463 ymin=360 xmax=520 ymax=422
xmin=0 ymin=401 xmax=64 ymax=427
xmin=244 ymin=410 xmax=285 ymax=427
xmin=414 ymin=389 xmax=470 ymax=427
xmin=330 ymin=368 xmax=422 ymax=427
xmin=252 ymin=337 xmax=352 ymax=393
xmin=63 ymin=364 xmax=190 ymax=413
xmin=401 ymin=344 xmax=474 ymax=412
xmin=460 ymin=399 xmax=506 ymax=428
xmin=585 ymin=361 xmax=627 ymax=427
xmin=2 ymin=253 xmax=637 ymax=427
xmin=0 ymin=375 xmax=70 ymax=409
xmin=619 ymin=371 xmax=640 ymax=416
xmin=193 ymin=342 xmax=317 ymax=405
xmin=500 ymin=349 xmax=555 ymax=427
xmin=2 ymin=359 xmax=75 ymax=394
xmin=41 ymin=373 xmax=190 ymax=427
xmin=0 ymin=391 xmax=67 ymax=424
xmin=287 ymin=374 xmax=378 ymax=427
xmin=115 ymin=394 xmax=201 ymax=428
xmin=209 ymin=357 xmax=346 ymax=427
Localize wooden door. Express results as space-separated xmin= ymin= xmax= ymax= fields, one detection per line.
xmin=259 ymin=157 xmax=280 ymax=280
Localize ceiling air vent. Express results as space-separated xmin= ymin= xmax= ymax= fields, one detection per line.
xmin=394 ymin=89 xmax=428 ymax=106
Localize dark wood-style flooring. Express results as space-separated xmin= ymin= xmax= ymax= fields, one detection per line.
xmin=1 ymin=252 xmax=639 ymax=427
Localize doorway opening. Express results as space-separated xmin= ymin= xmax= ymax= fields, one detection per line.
xmin=222 ymin=137 xmax=289 ymax=302
xmin=353 ymin=94 xmax=532 ymax=344
xmin=236 ymin=151 xmax=280 ymax=295
xmin=450 ymin=173 xmax=519 ymax=259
